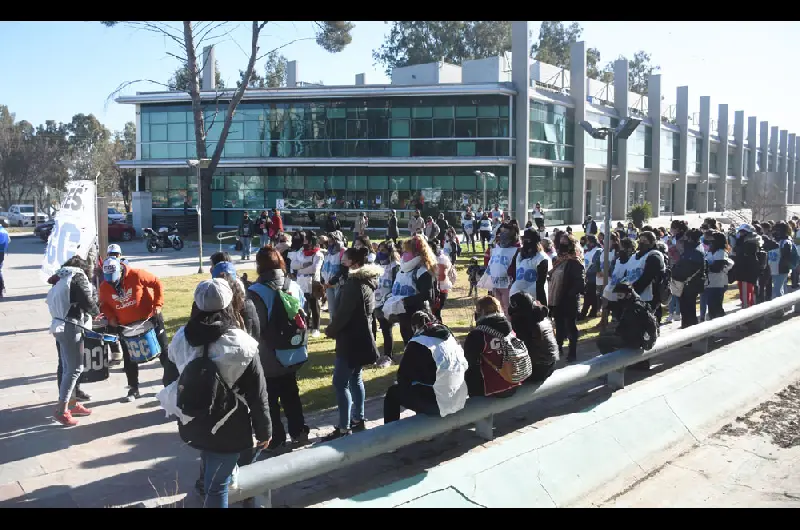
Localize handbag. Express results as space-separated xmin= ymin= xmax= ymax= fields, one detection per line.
xmin=476 ymin=271 xmax=494 ymax=290
xmin=670 ymin=268 xmax=700 ymax=297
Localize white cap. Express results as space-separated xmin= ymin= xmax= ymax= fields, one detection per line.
xmin=194 ymin=279 xmax=233 ymax=312
xmin=107 ymin=244 xmax=122 ymax=255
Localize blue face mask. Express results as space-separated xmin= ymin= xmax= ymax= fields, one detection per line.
xmin=376 ymin=251 xmax=389 ymax=264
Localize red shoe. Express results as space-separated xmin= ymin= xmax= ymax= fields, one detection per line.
xmin=54 ymin=410 xmax=78 ymax=426
xmin=70 ymin=403 xmax=92 ymax=417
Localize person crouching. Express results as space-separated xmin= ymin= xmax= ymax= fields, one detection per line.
xmin=596 ymin=282 xmax=659 ymax=370
xmin=383 ymin=310 xmax=468 ymax=423
xmin=508 ymin=292 xmax=559 ymax=384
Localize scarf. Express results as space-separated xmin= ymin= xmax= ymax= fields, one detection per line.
xmin=400 ymin=255 xmax=422 ymax=273
xmin=303 ymin=247 xmax=320 ymax=257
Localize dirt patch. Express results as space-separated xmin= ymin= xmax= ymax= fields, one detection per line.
xmin=716 ymin=380 xmax=800 ymax=449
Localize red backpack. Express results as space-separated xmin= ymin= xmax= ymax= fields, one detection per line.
xmin=475 ymin=325 xmax=532 ymax=396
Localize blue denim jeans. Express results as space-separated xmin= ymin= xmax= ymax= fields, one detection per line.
xmin=332 ymin=355 xmax=365 ymax=430
xmin=668 ymin=294 xmax=680 ymax=315
xmin=772 ymin=273 xmax=788 ymax=299
xmin=55 ymin=322 xmax=84 ymax=403
xmin=241 ymin=237 xmax=251 ymax=259
xmin=325 ymin=286 xmax=339 ymax=321
xmin=259 ymin=233 xmax=270 ymax=248
xmin=699 ymin=290 xmax=708 ymax=321
xmin=200 ymin=450 xmax=240 ymax=508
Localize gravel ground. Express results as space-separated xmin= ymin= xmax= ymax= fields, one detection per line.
xmin=716 ymin=380 xmax=800 ymax=449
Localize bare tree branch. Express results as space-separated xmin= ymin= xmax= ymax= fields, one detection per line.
xmin=255 ymin=36 xmax=315 ymax=61
xmin=103 ymin=78 xmax=174 ymax=111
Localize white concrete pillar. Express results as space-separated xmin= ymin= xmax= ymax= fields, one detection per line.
xmin=747 ymin=117 xmax=758 ymax=178
xmin=675 ymin=86 xmax=689 ymax=215
xmin=512 ymin=21 xmax=531 ymax=226
xmin=717 ymin=104 xmax=729 ymax=211
xmin=789 ymin=133 xmax=796 ymax=204
xmin=202 ymin=46 xmax=216 ymax=91
xmin=647 ymin=74 xmax=662 ymax=211
xmin=732 ymin=111 xmax=745 ymax=208
xmin=780 ymin=130 xmax=790 ymax=200
xmin=570 ymin=41 xmax=587 ymax=225
xmin=760 ymin=121 xmax=769 ymax=173
xmin=613 ymin=59 xmax=630 ymax=220
xmin=698 ymin=96 xmax=711 ymax=213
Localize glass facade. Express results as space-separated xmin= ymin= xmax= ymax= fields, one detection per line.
xmin=661 ymin=130 xmax=680 ymax=172
xmin=144 ymin=166 xmax=511 ymax=227
xmin=584 ymin=112 xmax=618 ymax=165
xmin=757 ymin=151 xmax=764 ymax=171
xmin=743 ymin=149 xmax=750 ymax=176
xmin=528 ymin=166 xmax=574 ymax=222
xmin=628 ymin=181 xmax=648 ymax=210
xmin=140 ymin=96 xmax=512 ymax=160
xmin=660 ymin=183 xmax=675 ymax=213
xmin=686 ymin=183 xmax=698 ymax=211
xmin=529 ymin=100 xmax=574 ymax=162
xmin=727 ymin=150 xmax=735 ymax=176
xmin=628 ymin=125 xmax=652 ymax=169
xmin=709 ymin=143 xmax=719 ymax=175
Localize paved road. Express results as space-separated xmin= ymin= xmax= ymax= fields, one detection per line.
xmin=590 ymin=380 xmax=800 ymax=508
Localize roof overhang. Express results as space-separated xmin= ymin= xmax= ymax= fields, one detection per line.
xmin=115 ymin=83 xmax=517 ymax=105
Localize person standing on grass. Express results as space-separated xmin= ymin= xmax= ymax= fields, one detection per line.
xmin=321 ymin=231 xmax=347 ymax=319
xmin=629 ymin=231 xmax=667 ymax=325
xmin=508 ymin=228 xmax=550 ymax=307
xmin=383 ymin=310 xmax=468 ymax=424
xmin=478 ymin=212 xmax=492 ymax=252
xmin=374 ymin=240 xmax=401 ymax=369
xmin=669 ymin=229 xmax=705 ymax=329
xmin=248 ymin=246 xmax=310 ymax=451
xmin=547 ymin=234 xmax=585 ymax=363
xmin=429 ymin=239 xmax=453 ymax=322
xmin=387 ymin=209 xmax=399 ymax=245
xmin=423 ymin=215 xmax=440 ymax=242
xmin=436 ymin=212 xmax=450 ymax=249
xmin=238 ymin=212 xmax=254 ymax=260
xmin=355 ymin=212 xmax=369 ymax=242
xmin=705 ymin=232 xmax=733 ymax=320
xmin=408 ymin=209 xmax=425 ymax=236
xmin=0 ymin=223 xmax=8 ymax=298
xmin=158 ymin=279 xmax=271 ymax=509
xmin=257 ymin=210 xmax=271 ymax=249
xmin=665 ymin=220 xmax=688 ymax=323
xmin=731 ymin=224 xmax=761 ymax=308
xmin=293 ymin=232 xmax=323 ymax=338
xmin=532 ymin=202 xmax=546 ymax=231
xmin=47 ymin=256 xmax=99 ymax=426
xmin=462 ymin=207 xmax=476 ymax=253
xmin=487 ymin=222 xmax=520 ymax=318
xmin=579 ymin=235 xmax=602 ymax=321
xmin=99 ymin=258 xmax=177 ymax=401
xmin=322 ymin=247 xmax=382 ymax=441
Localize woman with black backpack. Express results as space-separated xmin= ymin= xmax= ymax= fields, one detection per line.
xmin=670 ymin=228 xmax=706 ymax=328
xmin=322 ymin=247 xmax=383 ymax=441
xmin=158 ymin=279 xmax=271 ymax=509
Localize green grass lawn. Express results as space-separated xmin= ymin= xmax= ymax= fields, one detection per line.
xmin=159 ymin=245 xmax=741 ymax=414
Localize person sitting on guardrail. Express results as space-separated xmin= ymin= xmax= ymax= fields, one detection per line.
xmin=596 ymin=282 xmax=658 ymax=370
xmin=47 ymin=255 xmax=100 ymax=426
xmin=383 ymin=310 xmax=468 ymax=424
xmin=464 ymin=295 xmax=531 ymax=397
xmin=99 ymin=258 xmax=177 ymax=401
xmin=158 ymin=279 xmax=271 ymax=509
xmin=322 ymin=247 xmax=382 ymax=441
xmin=508 ymin=292 xmax=559 ymax=384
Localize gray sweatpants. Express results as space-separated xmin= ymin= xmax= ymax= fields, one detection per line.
xmin=55 ymin=322 xmax=84 ymax=403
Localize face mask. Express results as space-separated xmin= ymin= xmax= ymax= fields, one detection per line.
xmin=559 ymin=244 xmax=570 ymax=254
xmin=703 ymin=243 xmax=710 ymax=252
xmin=376 ymin=252 xmax=388 ymax=264
xmin=414 ymin=214 xmax=419 ymax=218
xmin=402 ymin=252 xmax=414 ymax=262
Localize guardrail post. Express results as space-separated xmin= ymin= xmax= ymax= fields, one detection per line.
xmin=795 ymin=302 xmax=800 ymax=316
xmin=691 ymin=337 xmax=709 ymax=355
xmin=606 ymin=369 xmax=625 ymax=390
xmin=254 ymin=490 xmax=272 ymax=508
xmin=474 ymin=414 xmax=494 ymax=441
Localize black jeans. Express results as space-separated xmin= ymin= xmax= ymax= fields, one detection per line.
xmin=463 ymin=231 xmax=475 ymax=252
xmin=580 ymin=283 xmax=599 ymax=318
xmin=679 ymin=290 xmax=699 ymax=328
xmin=377 ymin=315 xmax=395 ymax=358
xmin=552 ymin=304 xmax=579 ymax=359
xmin=649 ymin=298 xmax=662 ymax=326
xmin=383 ymin=384 xmax=439 ymax=423
xmin=479 ymin=230 xmax=491 ymax=251
xmin=0 ymin=252 xmax=5 ymax=294
xmin=119 ymin=313 xmax=176 ymax=389
xmin=398 ymin=313 xmax=414 ymax=345
xmin=305 ymin=294 xmax=321 ymax=331
xmin=266 ymin=373 xmax=308 ymax=442
xmin=433 ymin=292 xmax=449 ymax=321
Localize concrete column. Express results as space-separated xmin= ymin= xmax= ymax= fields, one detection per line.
xmin=132 ymin=191 xmax=153 ymax=236
xmin=512 ymin=21 xmax=531 ymax=226
xmin=747 ymin=117 xmax=757 ymax=178
xmin=788 ymin=133 xmax=796 ymax=204
xmin=287 ymin=60 xmax=298 ymax=88
xmin=780 ymin=130 xmax=789 ymax=200
xmin=732 ymin=111 xmax=744 ymax=208
xmin=795 ymin=136 xmax=800 ymax=203
xmin=647 ymin=74 xmax=662 ymax=211
xmin=698 ymin=96 xmax=711 ymax=213
xmin=760 ymin=121 xmax=769 ymax=173
xmin=201 ymin=46 xmax=216 ymax=91
xmin=675 ymin=86 xmax=689 ymax=215
xmin=612 ymin=59 xmax=630 ymax=220
xmin=570 ymin=41 xmax=587 ymax=225
xmin=770 ymin=126 xmax=779 ymax=173
xmin=717 ymin=104 xmax=729 ymax=211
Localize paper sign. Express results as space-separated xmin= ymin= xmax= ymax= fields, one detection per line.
xmin=276 ymin=198 xmax=285 ymax=210
xmin=375 ymin=196 xmax=381 ymax=205
xmin=41 ymin=180 xmax=97 ymax=283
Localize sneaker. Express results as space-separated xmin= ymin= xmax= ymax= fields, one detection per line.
xmin=350 ymin=419 xmax=367 ymax=433
xmin=321 ymin=427 xmax=351 ymax=442
xmin=75 ymin=389 xmax=91 ymax=402
xmin=54 ymin=410 xmax=78 ymax=427
xmin=376 ymin=355 xmax=393 ymax=369
xmin=126 ymin=388 xmax=140 ymax=402
xmin=69 ymin=403 xmax=92 ymax=417
xmin=674 ymin=313 xmax=682 ymax=322
xmin=310 ymin=329 xmax=321 ymax=339
xmin=664 ymin=315 xmax=673 ymax=324
xmin=291 ymin=426 xmax=311 ymax=446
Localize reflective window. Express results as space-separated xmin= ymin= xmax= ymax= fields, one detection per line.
xmin=583 ymin=112 xmax=618 ymax=165
xmin=628 ymin=125 xmax=652 ymax=169
xmin=528 ymin=166 xmax=574 ymax=222
xmin=662 ymin=131 xmax=681 ymax=172
xmin=530 ymin=100 xmax=574 ymax=162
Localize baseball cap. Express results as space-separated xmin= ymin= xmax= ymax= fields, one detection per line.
xmin=103 ymin=258 xmax=122 ymax=283
xmin=107 ymin=244 xmax=122 ymax=256
xmin=194 ymin=279 xmax=233 ymax=312
xmin=211 ymin=261 xmax=237 ymax=280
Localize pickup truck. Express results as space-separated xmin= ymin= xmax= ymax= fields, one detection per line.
xmin=7 ymin=204 xmax=47 ymax=227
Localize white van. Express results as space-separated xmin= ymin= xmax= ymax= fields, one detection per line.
xmin=8 ymin=204 xmax=47 ymax=227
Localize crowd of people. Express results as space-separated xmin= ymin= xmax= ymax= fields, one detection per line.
xmin=42 ymin=202 xmax=800 ymax=508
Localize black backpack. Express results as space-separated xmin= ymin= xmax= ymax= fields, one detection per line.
xmin=413 ymin=266 xmax=442 ymax=318
xmin=176 ymin=343 xmax=237 ymax=420
xmin=625 ymin=299 xmax=659 ymax=350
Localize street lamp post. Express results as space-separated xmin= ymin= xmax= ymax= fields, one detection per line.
xmin=579 ymin=118 xmax=641 ymax=287
xmin=474 ymin=170 xmax=495 ymax=216
xmin=187 ymin=158 xmax=212 ymax=274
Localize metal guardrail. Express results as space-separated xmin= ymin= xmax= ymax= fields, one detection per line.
xmin=229 ymin=289 xmax=800 ymax=507
xmin=216 ymin=230 xmax=238 ymax=253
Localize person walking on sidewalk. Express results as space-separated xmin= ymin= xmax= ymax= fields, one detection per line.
xmin=387 ymin=209 xmax=399 ymax=245
xmin=47 ymin=255 xmax=100 ymax=426
xmin=238 ymin=212 xmax=255 ymax=260
xmin=99 ymin=258 xmax=178 ymax=401
xmin=0 ymin=223 xmax=8 ymax=298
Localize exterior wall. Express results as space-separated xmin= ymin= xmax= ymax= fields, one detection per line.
xmin=612 ymin=59 xmax=629 ymax=220
xmin=570 ymin=41 xmax=587 ymax=225
xmin=717 ymin=104 xmax=729 ymax=209
xmin=647 ymin=75 xmax=662 ymax=211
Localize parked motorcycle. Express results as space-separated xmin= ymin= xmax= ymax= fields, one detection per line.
xmin=143 ymin=224 xmax=184 ymax=253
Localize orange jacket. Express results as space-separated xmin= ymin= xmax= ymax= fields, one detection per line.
xmin=99 ymin=264 xmax=164 ymax=326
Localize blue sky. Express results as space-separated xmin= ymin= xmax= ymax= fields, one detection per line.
xmin=2 ymin=21 xmax=799 ymax=137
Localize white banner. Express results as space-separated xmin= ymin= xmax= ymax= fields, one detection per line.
xmin=40 ymin=180 xmax=97 ymax=282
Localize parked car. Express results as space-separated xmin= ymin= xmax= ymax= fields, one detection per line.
xmin=8 ymin=204 xmax=47 ymax=227
xmin=108 ymin=207 xmax=127 ymax=223
xmin=0 ymin=209 xmax=8 ymax=228
xmin=36 ymin=219 xmax=136 ymax=242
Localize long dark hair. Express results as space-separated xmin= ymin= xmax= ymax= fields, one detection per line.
xmin=344 ymin=247 xmax=369 ymax=268
xmin=189 ymin=301 xmax=241 ymax=330
xmin=63 ymin=255 xmax=92 ymax=279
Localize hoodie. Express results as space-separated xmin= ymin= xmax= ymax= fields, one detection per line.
xmin=325 ymin=264 xmax=383 ymax=367
xmin=158 ymin=312 xmax=272 ymax=454
xmin=510 ymin=302 xmax=559 ymax=366
xmin=463 ymin=313 xmax=515 ymax=397
xmin=47 ymin=266 xmax=99 ymax=333
xmin=733 ymin=232 xmax=764 ymax=284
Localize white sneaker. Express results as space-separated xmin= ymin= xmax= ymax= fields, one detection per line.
xmin=230 ymin=464 xmax=239 ymax=490
xmin=664 ymin=315 xmax=673 ymax=324
xmin=376 ymin=356 xmax=392 ymax=369
xmin=674 ymin=312 xmax=682 ymax=322
xmin=310 ymin=329 xmax=321 ymax=339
